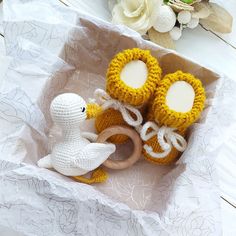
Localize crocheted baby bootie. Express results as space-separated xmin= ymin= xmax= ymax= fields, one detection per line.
xmin=95 ymin=48 xmax=162 ymax=144
xmin=140 ymin=71 xmax=206 ymax=165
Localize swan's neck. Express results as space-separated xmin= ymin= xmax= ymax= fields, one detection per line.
xmin=62 ymin=127 xmax=82 ymax=141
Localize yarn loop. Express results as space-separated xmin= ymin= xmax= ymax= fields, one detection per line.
xmin=140 ymin=121 xmax=187 ymax=158
xmin=94 ymin=89 xmax=143 ymax=127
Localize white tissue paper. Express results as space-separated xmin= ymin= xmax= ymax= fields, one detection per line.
xmin=1 ymin=0 xmax=236 ymax=235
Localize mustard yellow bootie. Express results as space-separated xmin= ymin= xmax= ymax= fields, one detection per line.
xmin=95 ymin=48 xmax=162 ymax=144
xmin=140 ymin=71 xmax=206 ymax=165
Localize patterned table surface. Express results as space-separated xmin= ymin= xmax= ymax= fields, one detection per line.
xmin=0 ymin=1 xmax=235 ymax=235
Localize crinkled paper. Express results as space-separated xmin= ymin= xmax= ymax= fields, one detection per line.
xmin=1 ymin=1 xmax=236 ymax=235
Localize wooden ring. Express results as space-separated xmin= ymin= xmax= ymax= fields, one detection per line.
xmin=96 ymin=126 xmax=142 ymax=170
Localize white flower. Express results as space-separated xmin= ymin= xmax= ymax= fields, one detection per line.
xmin=112 ymin=0 xmax=162 ymax=35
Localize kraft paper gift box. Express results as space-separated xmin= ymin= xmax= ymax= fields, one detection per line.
xmin=1 ymin=1 xmax=236 ymax=235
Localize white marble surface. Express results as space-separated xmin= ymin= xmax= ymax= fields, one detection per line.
xmin=0 ymin=2 xmax=3 ymax=35
xmin=0 ymin=34 xmax=4 ymax=55
xmin=0 ymin=1 xmax=235 ymax=235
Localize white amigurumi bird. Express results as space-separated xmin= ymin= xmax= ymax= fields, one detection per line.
xmin=37 ymin=93 xmax=116 ymax=177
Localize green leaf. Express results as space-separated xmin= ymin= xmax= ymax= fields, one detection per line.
xmin=181 ymin=0 xmax=194 ymax=4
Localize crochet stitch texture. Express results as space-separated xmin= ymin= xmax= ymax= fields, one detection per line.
xmin=37 ymin=93 xmax=116 ymax=183
xmin=143 ymin=71 xmax=206 ymax=164
xmin=106 ymin=48 xmax=162 ymax=106
xmin=153 ymin=70 xmax=206 ymax=131
xmin=95 ymin=48 xmax=162 ymax=143
xmin=87 ymin=103 xmax=103 ymax=119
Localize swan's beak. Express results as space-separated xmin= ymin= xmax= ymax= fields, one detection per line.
xmin=86 ymin=103 xmax=103 ymax=119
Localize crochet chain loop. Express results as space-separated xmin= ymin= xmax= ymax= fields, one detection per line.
xmin=140 ymin=121 xmax=187 ymax=158
xmin=94 ymin=89 xmax=143 ymax=127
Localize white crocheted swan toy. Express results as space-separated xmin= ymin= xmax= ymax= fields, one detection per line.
xmin=37 ymin=93 xmax=116 ymax=182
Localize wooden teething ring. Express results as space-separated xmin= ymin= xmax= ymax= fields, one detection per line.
xmin=96 ymin=126 xmax=142 ymax=170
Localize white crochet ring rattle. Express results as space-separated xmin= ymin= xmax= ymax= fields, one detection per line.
xmin=37 ymin=93 xmax=142 ymax=184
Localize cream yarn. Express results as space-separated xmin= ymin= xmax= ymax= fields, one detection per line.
xmin=140 ymin=121 xmax=187 ymax=159
xmin=94 ymin=89 xmax=143 ymax=127
xmin=37 ymin=93 xmax=116 ymax=176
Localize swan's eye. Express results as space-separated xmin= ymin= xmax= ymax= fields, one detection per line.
xmin=81 ymin=107 xmax=85 ymax=113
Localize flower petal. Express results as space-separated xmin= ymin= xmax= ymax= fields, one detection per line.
xmin=121 ymin=0 xmax=145 ymax=18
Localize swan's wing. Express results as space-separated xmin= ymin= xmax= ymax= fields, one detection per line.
xmin=81 ymin=132 xmax=98 ymax=142
xmin=73 ymin=143 xmax=116 ymax=171
xmin=37 ymin=154 xmax=53 ymax=169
